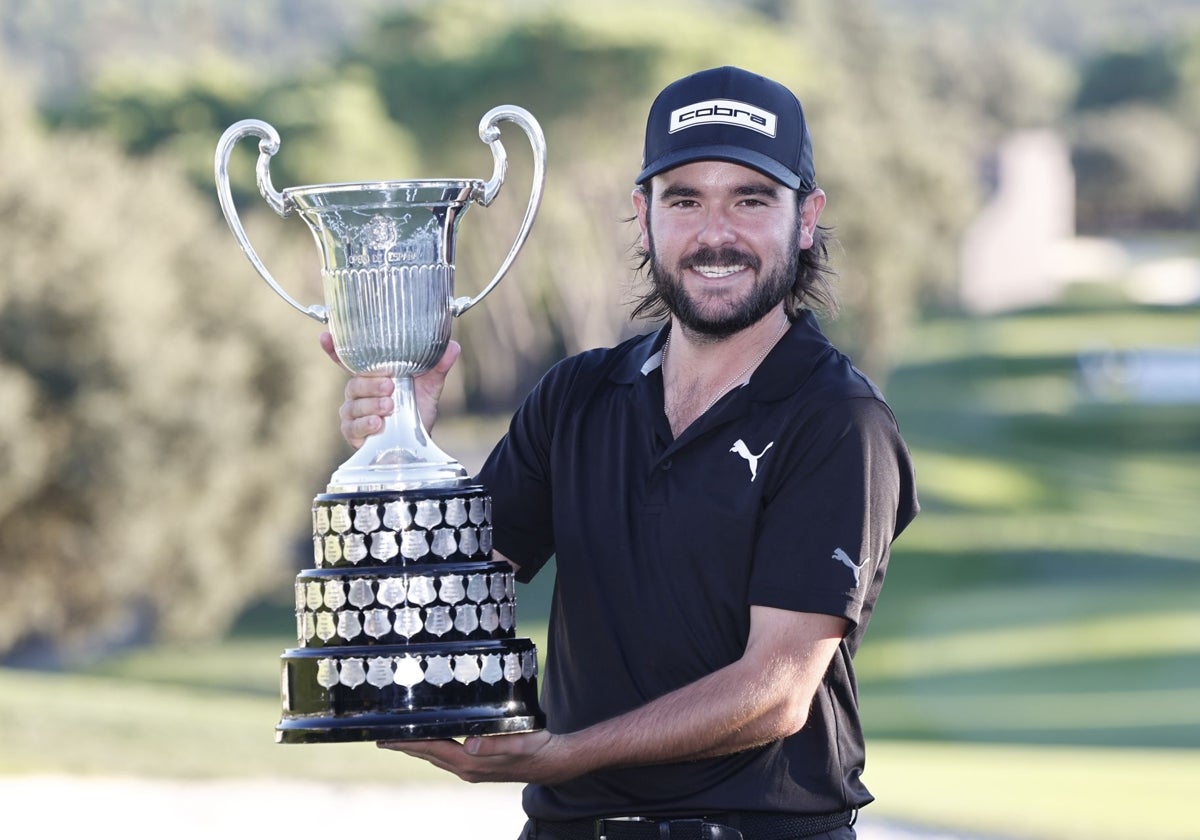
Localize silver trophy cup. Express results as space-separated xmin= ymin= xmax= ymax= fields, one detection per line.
xmin=214 ymin=106 xmax=546 ymax=492
xmin=215 ymin=108 xmax=548 ymax=743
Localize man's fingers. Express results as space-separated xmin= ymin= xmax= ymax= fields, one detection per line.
xmin=319 ymin=332 xmax=346 ymax=371
xmin=342 ymin=415 xmax=384 ymax=448
xmin=339 ymin=394 xmax=393 ymax=423
xmin=345 ymin=374 xmax=394 ymax=400
xmin=377 ymin=738 xmax=462 ymax=756
xmin=431 ymin=340 xmax=462 ymax=375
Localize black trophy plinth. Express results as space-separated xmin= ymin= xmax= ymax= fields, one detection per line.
xmin=276 ymin=485 xmax=545 ymax=743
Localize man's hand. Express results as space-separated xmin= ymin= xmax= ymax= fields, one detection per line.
xmin=321 ymin=332 xmax=461 ymax=449
xmin=378 ymin=730 xmax=586 ymax=785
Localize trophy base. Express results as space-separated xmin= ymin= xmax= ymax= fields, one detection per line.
xmin=276 ymin=710 xmax=545 ymax=744
xmin=326 ymin=460 xmax=470 ymax=495
xmin=277 ymin=640 xmax=544 ymax=744
xmin=280 ymin=486 xmax=545 ymax=745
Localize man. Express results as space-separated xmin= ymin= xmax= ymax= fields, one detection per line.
xmin=329 ymin=66 xmax=918 ymax=840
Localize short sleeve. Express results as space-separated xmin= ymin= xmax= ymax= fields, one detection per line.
xmin=475 ymin=360 xmax=571 ymax=583
xmin=748 ymin=396 xmax=916 ymax=631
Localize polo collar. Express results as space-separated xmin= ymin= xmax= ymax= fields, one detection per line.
xmin=611 ymin=310 xmax=834 ymax=403
xmin=747 ymin=309 xmax=835 ymax=402
xmin=610 ymin=327 xmax=668 ymax=384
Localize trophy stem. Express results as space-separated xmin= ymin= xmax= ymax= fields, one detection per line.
xmin=326 ymin=376 xmax=468 ymax=493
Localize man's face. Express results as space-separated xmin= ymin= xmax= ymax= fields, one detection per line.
xmin=633 ymin=160 xmax=824 ymax=339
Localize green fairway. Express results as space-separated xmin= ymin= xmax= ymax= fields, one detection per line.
xmin=0 ymin=660 xmax=442 ymax=781
xmin=867 ymin=740 xmax=1200 ymax=840
xmin=1 ymin=300 xmax=1197 ymax=839
xmin=853 ymin=300 xmax=1200 ymax=837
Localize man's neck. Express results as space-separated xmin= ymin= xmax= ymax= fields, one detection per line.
xmin=662 ymin=308 xmax=789 ymax=436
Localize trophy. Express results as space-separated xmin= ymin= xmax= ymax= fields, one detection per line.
xmin=215 ymin=106 xmax=547 ymax=743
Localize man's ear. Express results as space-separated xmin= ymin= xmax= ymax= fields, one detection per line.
xmin=631 ymin=185 xmax=651 ymax=252
xmin=799 ymin=189 xmax=826 ymax=250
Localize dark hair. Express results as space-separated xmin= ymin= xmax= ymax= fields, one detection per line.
xmin=628 ymin=185 xmax=838 ymax=321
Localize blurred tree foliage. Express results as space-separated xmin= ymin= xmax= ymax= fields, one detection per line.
xmin=0 ymin=76 xmax=345 ymax=661
xmin=1074 ymin=43 xmax=1182 ymax=110
xmin=0 ymin=0 xmax=1079 ymax=657
xmin=876 ymin=0 xmax=1200 ymax=57
xmin=1067 ymin=34 xmax=1200 ymax=232
xmin=0 ymin=0 xmax=398 ymax=105
xmin=38 ymin=0 xmax=1058 ymax=391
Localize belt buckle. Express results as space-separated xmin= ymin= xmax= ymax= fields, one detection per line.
xmin=595 ymin=816 xmax=651 ymax=840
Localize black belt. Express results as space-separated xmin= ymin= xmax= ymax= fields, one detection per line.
xmin=534 ymin=810 xmax=854 ymax=840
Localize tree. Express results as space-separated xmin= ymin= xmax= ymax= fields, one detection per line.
xmin=773 ymin=0 xmax=986 ymax=374
xmin=1067 ymin=36 xmax=1200 ymax=232
xmin=1075 ymin=43 xmax=1181 ymax=111
xmin=0 ymin=77 xmax=345 ymax=661
xmin=1071 ymin=105 xmax=1198 ymax=231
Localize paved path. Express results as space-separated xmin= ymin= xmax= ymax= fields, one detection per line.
xmin=0 ymin=775 xmax=978 ymax=838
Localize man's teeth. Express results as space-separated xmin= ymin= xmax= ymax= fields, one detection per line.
xmin=694 ymin=265 xmax=745 ymax=278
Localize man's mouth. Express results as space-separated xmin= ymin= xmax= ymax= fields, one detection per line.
xmin=692 ymin=264 xmax=747 ymax=279
xmin=682 ymin=249 xmax=758 ymax=279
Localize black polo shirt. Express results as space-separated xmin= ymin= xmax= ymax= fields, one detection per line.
xmin=476 ymin=310 xmax=918 ymax=821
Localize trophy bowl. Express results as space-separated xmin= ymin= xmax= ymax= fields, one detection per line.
xmin=294 ymin=179 xmax=477 ymax=492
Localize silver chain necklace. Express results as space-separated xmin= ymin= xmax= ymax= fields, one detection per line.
xmin=662 ymin=318 xmax=789 ymax=418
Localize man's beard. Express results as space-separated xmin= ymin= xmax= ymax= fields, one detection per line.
xmin=649 ymin=243 xmax=798 ymax=340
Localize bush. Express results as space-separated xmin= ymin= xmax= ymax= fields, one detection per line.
xmin=0 ymin=82 xmax=345 ymax=661
xmin=1070 ymin=105 xmax=1199 ymax=231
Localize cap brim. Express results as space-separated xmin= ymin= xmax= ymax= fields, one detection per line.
xmin=636 ymin=145 xmax=803 ymax=190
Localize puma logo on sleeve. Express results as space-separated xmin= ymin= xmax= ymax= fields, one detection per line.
xmin=832 ymin=547 xmax=868 ymax=587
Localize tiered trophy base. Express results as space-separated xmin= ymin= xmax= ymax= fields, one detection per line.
xmin=276 ymin=485 xmax=545 ymax=744
xmin=277 ymin=639 xmax=543 ymax=743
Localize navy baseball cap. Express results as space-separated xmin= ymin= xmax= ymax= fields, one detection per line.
xmin=636 ymin=66 xmax=815 ymax=191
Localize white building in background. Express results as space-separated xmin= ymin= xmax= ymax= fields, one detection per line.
xmin=961 ymin=131 xmax=1200 ymax=404
xmin=958 ymin=130 xmax=1079 ymax=314
xmin=959 ymin=130 xmax=1200 ymax=312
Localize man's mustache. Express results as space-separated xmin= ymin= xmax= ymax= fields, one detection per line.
xmin=679 ymin=248 xmax=761 ymax=271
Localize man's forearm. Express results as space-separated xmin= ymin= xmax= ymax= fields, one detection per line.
xmin=381 ymin=608 xmax=848 ymax=786
xmin=561 ymin=608 xmax=847 ymax=772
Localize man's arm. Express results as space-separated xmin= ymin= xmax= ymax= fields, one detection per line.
xmin=383 ymin=605 xmax=848 ymax=785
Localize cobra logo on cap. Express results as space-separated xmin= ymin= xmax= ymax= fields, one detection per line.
xmin=668 ymin=98 xmax=777 ymax=137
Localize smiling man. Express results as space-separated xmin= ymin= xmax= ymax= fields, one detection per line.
xmin=332 ymin=66 xmax=918 ymax=840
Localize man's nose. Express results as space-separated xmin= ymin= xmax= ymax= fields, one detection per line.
xmin=696 ymin=208 xmax=737 ymax=247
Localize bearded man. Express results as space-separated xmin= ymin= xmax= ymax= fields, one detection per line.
xmin=330 ymin=66 xmax=918 ymax=840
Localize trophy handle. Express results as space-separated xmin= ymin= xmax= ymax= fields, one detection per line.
xmin=214 ymin=119 xmax=329 ymax=324
xmin=451 ymin=105 xmax=547 ymax=317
